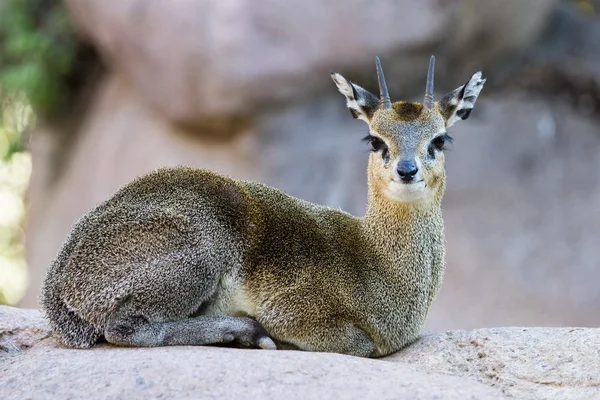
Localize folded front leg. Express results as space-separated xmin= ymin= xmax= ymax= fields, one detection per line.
xmin=104 ymin=314 xmax=277 ymax=349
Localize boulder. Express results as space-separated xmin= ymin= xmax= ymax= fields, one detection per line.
xmin=64 ymin=0 xmax=448 ymax=127
xmin=3 ymin=306 xmax=599 ymax=399
xmin=432 ymin=94 xmax=600 ymax=330
xmin=0 ymin=306 xmax=50 ymax=355
xmin=1 ymin=307 xmax=502 ymax=399
xmin=63 ymin=0 xmax=556 ymax=127
xmin=389 ymin=327 xmax=600 ymax=400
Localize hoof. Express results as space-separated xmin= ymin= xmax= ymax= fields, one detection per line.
xmin=257 ymin=336 xmax=277 ymax=350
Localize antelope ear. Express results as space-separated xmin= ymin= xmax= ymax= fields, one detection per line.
xmin=438 ymin=71 xmax=486 ymax=128
xmin=331 ymin=73 xmax=379 ymax=124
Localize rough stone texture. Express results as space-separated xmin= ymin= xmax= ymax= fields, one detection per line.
xmin=389 ymin=328 xmax=600 ymax=399
xmin=1 ymin=346 xmax=504 ymax=400
xmin=4 ymin=307 xmax=600 ymax=399
xmin=0 ymin=306 xmax=50 ymax=357
xmin=0 ymin=307 xmax=503 ymax=400
xmin=64 ymin=0 xmax=445 ymax=127
xmin=63 ymin=0 xmax=555 ymax=126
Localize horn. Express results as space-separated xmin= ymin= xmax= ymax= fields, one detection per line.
xmin=424 ymin=55 xmax=435 ymax=109
xmin=375 ymin=56 xmax=392 ymax=109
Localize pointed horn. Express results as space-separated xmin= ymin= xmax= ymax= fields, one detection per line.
xmin=424 ymin=55 xmax=435 ymax=109
xmin=375 ymin=56 xmax=392 ymax=109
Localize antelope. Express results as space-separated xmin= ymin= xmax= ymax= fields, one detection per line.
xmin=41 ymin=56 xmax=485 ymax=357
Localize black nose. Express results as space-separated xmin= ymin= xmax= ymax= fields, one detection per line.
xmin=397 ymin=160 xmax=418 ymax=182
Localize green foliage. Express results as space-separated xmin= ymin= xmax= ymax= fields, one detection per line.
xmin=0 ymin=1 xmax=48 ymax=305
xmin=0 ymin=94 xmax=34 ymax=160
xmin=0 ymin=0 xmax=78 ymax=116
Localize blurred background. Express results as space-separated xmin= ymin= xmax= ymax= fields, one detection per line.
xmin=0 ymin=0 xmax=598 ymax=329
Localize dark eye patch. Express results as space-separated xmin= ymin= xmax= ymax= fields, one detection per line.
xmin=362 ymin=135 xmax=389 ymax=161
xmin=428 ymin=133 xmax=453 ymax=158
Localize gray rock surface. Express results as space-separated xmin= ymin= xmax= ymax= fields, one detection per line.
xmin=1 ymin=307 xmax=502 ymax=400
xmin=3 ymin=307 xmax=599 ymax=399
xmin=389 ymin=327 xmax=600 ymax=400
xmin=0 ymin=306 xmax=50 ymax=356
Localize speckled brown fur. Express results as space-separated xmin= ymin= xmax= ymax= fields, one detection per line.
xmin=41 ymin=59 xmax=485 ymax=357
xmin=392 ymin=102 xmax=424 ymax=121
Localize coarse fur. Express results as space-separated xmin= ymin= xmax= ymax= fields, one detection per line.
xmin=41 ymin=57 xmax=485 ymax=357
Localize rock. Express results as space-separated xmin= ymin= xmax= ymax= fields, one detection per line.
xmin=0 ymin=307 xmax=502 ymax=399
xmin=388 ymin=327 xmax=600 ymax=400
xmin=63 ymin=0 xmax=556 ymax=127
xmin=0 ymin=306 xmax=50 ymax=356
xmin=430 ymin=94 xmax=600 ymax=330
xmin=2 ymin=306 xmax=599 ymax=399
xmin=64 ymin=0 xmax=448 ymax=127
xmin=443 ymin=0 xmax=557 ymax=81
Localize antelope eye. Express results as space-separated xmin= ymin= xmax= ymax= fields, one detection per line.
xmin=431 ymin=136 xmax=446 ymax=151
xmin=362 ymin=135 xmax=388 ymax=153
xmin=362 ymin=135 xmax=390 ymax=162
xmin=428 ymin=133 xmax=453 ymax=158
xmin=369 ymin=136 xmax=387 ymax=152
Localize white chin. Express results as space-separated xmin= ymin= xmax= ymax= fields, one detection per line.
xmin=384 ymin=181 xmax=429 ymax=203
